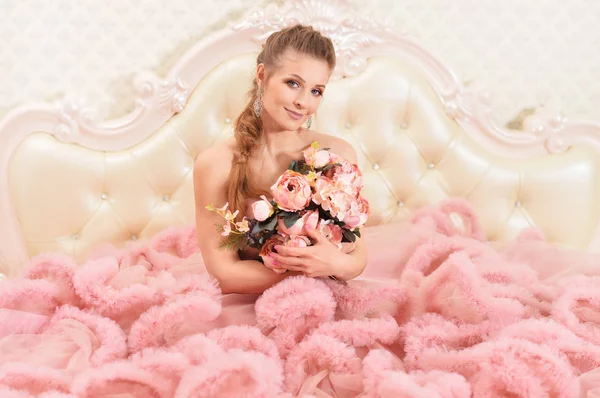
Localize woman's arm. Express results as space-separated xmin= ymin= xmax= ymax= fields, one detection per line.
xmin=332 ymin=236 xmax=367 ymax=280
xmin=193 ymin=143 xmax=298 ymax=294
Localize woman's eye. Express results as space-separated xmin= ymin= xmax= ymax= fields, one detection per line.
xmin=312 ymin=89 xmax=323 ymax=96
xmin=287 ymin=80 xmax=299 ymax=88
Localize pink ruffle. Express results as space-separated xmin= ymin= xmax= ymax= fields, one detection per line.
xmin=1 ymin=198 xmax=600 ymax=396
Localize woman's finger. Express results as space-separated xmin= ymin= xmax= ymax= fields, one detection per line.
xmin=305 ymin=224 xmax=327 ymax=244
xmin=269 ymin=252 xmax=304 ymax=267
xmin=340 ymin=242 xmax=356 ymax=254
xmin=274 ymin=245 xmax=306 ymax=257
xmin=279 ymin=264 xmax=307 ymax=273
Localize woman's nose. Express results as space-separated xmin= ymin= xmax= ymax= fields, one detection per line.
xmin=294 ymin=90 xmax=309 ymax=109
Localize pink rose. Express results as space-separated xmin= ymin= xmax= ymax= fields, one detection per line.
xmin=341 ymin=196 xmax=370 ymax=230
xmin=303 ymin=148 xmax=332 ymax=169
xmin=251 ymin=195 xmax=274 ymax=221
xmin=277 ymin=209 xmax=319 ymax=236
xmin=314 ymin=150 xmax=331 ymax=168
xmin=260 ymin=234 xmax=287 ymax=274
xmin=270 ymin=170 xmax=312 ymax=212
xmin=317 ymin=220 xmax=343 ymax=247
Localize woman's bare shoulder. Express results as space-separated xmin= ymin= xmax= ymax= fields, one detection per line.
xmin=309 ymin=131 xmax=358 ymax=163
xmin=193 ymin=138 xmax=236 ymax=181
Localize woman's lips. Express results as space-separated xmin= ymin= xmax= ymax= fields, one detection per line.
xmin=285 ymin=108 xmax=303 ymax=120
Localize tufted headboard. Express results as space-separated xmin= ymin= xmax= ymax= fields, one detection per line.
xmin=2 ymin=0 xmax=600 ymax=279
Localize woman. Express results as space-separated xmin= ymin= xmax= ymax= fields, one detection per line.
xmin=193 ymin=25 xmax=367 ymax=294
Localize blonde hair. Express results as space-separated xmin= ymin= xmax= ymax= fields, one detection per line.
xmin=228 ymin=24 xmax=336 ymax=217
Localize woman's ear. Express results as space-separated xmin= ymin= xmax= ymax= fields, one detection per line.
xmin=256 ymin=63 xmax=266 ymax=86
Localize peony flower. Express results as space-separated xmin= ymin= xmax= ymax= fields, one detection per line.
xmin=311 ymin=178 xmax=338 ymax=213
xmin=317 ymin=220 xmax=343 ymax=248
xmin=270 ymin=170 xmax=312 ymax=212
xmin=251 ymin=195 xmax=274 ymax=221
xmin=325 ymin=159 xmax=363 ymax=196
xmin=328 ymin=191 xmax=355 ymax=220
xmin=313 ymin=178 xmax=354 ymax=221
xmin=341 ymin=196 xmax=370 ymax=230
xmin=260 ymin=234 xmax=287 ymax=274
xmin=277 ymin=209 xmax=319 ymax=236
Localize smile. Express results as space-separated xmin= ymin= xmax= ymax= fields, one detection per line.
xmin=285 ymin=108 xmax=304 ymax=120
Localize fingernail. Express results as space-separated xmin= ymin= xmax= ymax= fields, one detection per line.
xmin=274 ymin=245 xmax=280 ymax=250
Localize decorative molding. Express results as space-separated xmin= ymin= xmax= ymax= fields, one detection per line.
xmin=230 ymin=0 xmax=396 ymax=79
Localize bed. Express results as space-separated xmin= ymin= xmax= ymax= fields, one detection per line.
xmin=1 ymin=0 xmax=599 ymax=396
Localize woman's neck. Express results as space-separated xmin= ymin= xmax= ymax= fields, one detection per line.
xmin=259 ymin=118 xmax=305 ymax=158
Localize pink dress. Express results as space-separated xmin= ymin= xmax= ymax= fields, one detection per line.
xmin=0 ymin=198 xmax=600 ymax=397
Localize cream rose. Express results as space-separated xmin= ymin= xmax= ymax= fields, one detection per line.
xmin=303 ymin=147 xmax=332 ymax=168
xmin=251 ymin=195 xmax=274 ymax=222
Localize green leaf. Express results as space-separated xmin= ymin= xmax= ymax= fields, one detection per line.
xmin=342 ymin=228 xmax=357 ymax=243
xmin=318 ymin=162 xmax=342 ymax=173
xmin=258 ymin=215 xmax=278 ymax=232
xmin=251 ymin=221 xmax=262 ymax=235
xmin=288 ymin=160 xmax=297 ymax=171
xmin=354 ymin=229 xmax=361 ymax=238
xmin=282 ymin=211 xmax=301 ymax=229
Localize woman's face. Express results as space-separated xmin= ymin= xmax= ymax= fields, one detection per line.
xmin=258 ymin=50 xmax=331 ymax=132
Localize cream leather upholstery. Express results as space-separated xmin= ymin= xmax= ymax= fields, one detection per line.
xmin=2 ymin=2 xmax=600 ymax=278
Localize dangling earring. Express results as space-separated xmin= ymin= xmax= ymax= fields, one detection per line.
xmin=253 ymin=87 xmax=263 ymax=118
xmin=306 ymin=115 xmax=312 ymax=130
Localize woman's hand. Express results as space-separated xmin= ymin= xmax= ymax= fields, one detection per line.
xmin=340 ymin=241 xmax=357 ymax=254
xmin=268 ymin=225 xmax=354 ymax=278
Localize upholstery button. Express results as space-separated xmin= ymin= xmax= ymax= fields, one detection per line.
xmin=372 ymin=163 xmax=380 ymax=170
xmin=397 ymin=200 xmax=404 ymax=207
xmin=131 ymin=234 xmax=138 ymax=241
xmin=101 ymin=193 xmax=108 ymax=200
xmin=515 ymin=201 xmax=521 ymax=208
xmin=401 ymin=122 xmax=408 ymax=129
xmin=345 ymin=122 xmax=352 ymax=129
xmin=163 ymin=194 xmax=171 ymax=202
xmin=224 ymin=117 xmax=231 ymax=124
xmin=427 ymin=163 xmax=435 ymax=169
xmin=183 ymin=166 xmax=191 ymax=174
xmin=71 ymin=233 xmax=79 ymax=240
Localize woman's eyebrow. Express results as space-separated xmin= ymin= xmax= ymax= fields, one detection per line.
xmin=289 ymin=73 xmax=326 ymax=89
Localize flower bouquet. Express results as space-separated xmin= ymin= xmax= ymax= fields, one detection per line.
xmin=206 ymin=141 xmax=370 ymax=274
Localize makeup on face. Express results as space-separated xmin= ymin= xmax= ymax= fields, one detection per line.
xmin=260 ymin=51 xmax=331 ymax=131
